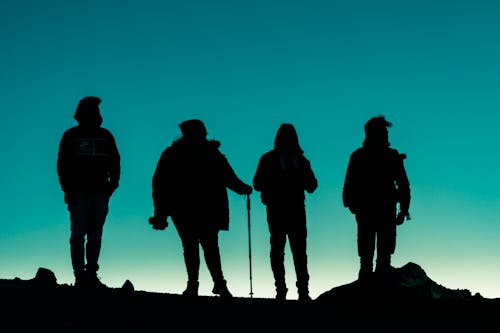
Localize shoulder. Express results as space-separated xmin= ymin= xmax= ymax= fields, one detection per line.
xmin=258 ymin=150 xmax=276 ymax=163
xmin=205 ymin=140 xmax=227 ymax=160
xmin=98 ymin=127 xmax=115 ymax=139
xmin=161 ymin=145 xmax=176 ymax=158
xmin=350 ymin=147 xmax=364 ymax=158
xmin=262 ymin=150 xmax=276 ymax=159
xmin=62 ymin=126 xmax=78 ymax=136
xmin=60 ymin=126 xmax=79 ymax=142
xmin=161 ymin=141 xmax=192 ymax=159
xmin=387 ymin=147 xmax=404 ymax=160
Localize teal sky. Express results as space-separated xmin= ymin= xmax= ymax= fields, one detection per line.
xmin=1 ymin=0 xmax=499 ymax=299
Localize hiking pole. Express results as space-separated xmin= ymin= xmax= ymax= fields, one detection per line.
xmin=246 ymin=194 xmax=254 ymax=298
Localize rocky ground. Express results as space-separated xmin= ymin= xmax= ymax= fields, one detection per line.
xmin=1 ymin=263 xmax=500 ymax=332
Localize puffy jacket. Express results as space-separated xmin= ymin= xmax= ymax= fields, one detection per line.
xmin=152 ymin=139 xmax=250 ymax=231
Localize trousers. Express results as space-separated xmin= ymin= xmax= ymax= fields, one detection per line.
xmin=356 ymin=212 xmax=396 ymax=269
xmin=173 ymin=219 xmax=225 ymax=284
xmin=68 ymin=192 xmax=109 ymax=276
xmin=266 ymin=204 xmax=309 ymax=292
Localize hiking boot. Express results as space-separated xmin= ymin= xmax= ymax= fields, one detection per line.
xmin=182 ymin=281 xmax=199 ymax=296
xmin=359 ymin=256 xmax=373 ymax=282
xmin=358 ymin=268 xmax=373 ymax=282
xmin=85 ymin=271 xmax=107 ymax=289
xmin=298 ymin=286 xmax=311 ymax=302
xmin=298 ymin=292 xmax=312 ymax=302
xmin=275 ymin=286 xmax=288 ymax=301
xmin=275 ymin=291 xmax=287 ymax=301
xmin=212 ymin=280 xmax=232 ymax=298
xmin=74 ymin=274 xmax=87 ymax=288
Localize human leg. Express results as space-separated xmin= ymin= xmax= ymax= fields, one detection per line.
xmin=288 ymin=209 xmax=310 ymax=300
xmin=85 ymin=194 xmax=109 ymax=273
xmin=174 ymin=222 xmax=201 ymax=295
xmin=68 ymin=193 xmax=89 ymax=286
xmin=375 ymin=223 xmax=397 ymax=276
xmin=267 ymin=206 xmax=288 ymax=299
xmin=356 ymin=215 xmax=376 ymax=281
xmin=200 ymin=229 xmax=232 ymax=297
xmin=84 ymin=194 xmax=109 ymax=288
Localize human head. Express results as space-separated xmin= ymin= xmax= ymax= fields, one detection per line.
xmin=274 ymin=123 xmax=303 ymax=153
xmin=74 ymin=96 xmax=103 ymax=127
xmin=363 ymin=115 xmax=391 ymax=148
xmin=179 ymin=119 xmax=207 ymax=144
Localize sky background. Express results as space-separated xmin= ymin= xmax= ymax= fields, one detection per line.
xmin=1 ymin=0 xmax=499 ymax=299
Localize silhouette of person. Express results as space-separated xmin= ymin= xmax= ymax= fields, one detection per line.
xmin=342 ymin=116 xmax=410 ymax=281
xmin=150 ymin=119 xmax=253 ymax=297
xmin=57 ymin=96 xmax=120 ymax=288
xmin=253 ymin=123 xmax=318 ymax=301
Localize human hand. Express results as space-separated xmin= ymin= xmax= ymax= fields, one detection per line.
xmin=149 ymin=216 xmax=168 ymax=230
xmin=396 ymin=211 xmax=410 ymax=225
xmin=243 ymin=184 xmax=253 ymax=195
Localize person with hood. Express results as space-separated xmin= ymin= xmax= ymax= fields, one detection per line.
xmin=149 ymin=119 xmax=253 ymax=297
xmin=57 ymin=96 xmax=120 ymax=288
xmin=253 ymin=123 xmax=318 ymax=301
xmin=342 ymin=116 xmax=411 ymax=281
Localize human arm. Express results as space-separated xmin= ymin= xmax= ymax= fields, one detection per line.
xmin=221 ymin=154 xmax=252 ymax=195
xmin=342 ymin=154 xmax=358 ymax=214
xmin=57 ymin=131 xmax=77 ymax=204
xmin=302 ymin=157 xmax=318 ymax=193
xmin=106 ymin=131 xmax=121 ymax=196
xmin=151 ymin=150 xmax=172 ymax=226
xmin=396 ymin=153 xmax=411 ymax=220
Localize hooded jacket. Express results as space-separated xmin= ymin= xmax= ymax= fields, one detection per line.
xmin=152 ymin=138 xmax=250 ymax=231
xmin=253 ymin=150 xmax=317 ymax=206
xmin=253 ymin=124 xmax=317 ymax=207
xmin=342 ymin=145 xmax=410 ymax=217
xmin=57 ymin=107 xmax=120 ymax=195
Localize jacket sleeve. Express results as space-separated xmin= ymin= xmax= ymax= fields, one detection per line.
xmin=342 ymin=153 xmax=357 ymax=209
xmin=252 ymin=154 xmax=268 ymax=192
xmin=56 ymin=131 xmax=72 ymax=193
xmin=395 ymin=154 xmax=411 ymax=214
xmin=221 ymin=154 xmax=251 ymax=195
xmin=302 ymin=157 xmax=318 ymax=193
xmin=107 ymin=132 xmax=121 ymax=191
xmin=152 ymin=150 xmax=171 ymax=218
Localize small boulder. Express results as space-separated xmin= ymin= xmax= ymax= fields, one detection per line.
xmin=32 ymin=267 xmax=58 ymax=286
xmin=121 ymin=279 xmax=135 ymax=292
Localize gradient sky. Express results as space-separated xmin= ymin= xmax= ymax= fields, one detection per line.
xmin=1 ymin=0 xmax=499 ymax=299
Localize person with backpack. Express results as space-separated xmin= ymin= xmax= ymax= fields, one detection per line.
xmin=253 ymin=123 xmax=318 ymax=301
xmin=342 ymin=116 xmax=411 ymax=281
xmin=149 ymin=119 xmax=253 ymax=297
xmin=57 ymin=96 xmax=120 ymax=288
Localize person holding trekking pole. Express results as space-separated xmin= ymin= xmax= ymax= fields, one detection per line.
xmin=149 ymin=119 xmax=253 ymax=297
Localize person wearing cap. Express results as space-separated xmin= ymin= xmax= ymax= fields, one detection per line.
xmin=150 ymin=119 xmax=253 ymax=297
xmin=342 ymin=116 xmax=411 ymax=281
xmin=57 ymin=96 xmax=120 ymax=288
xmin=253 ymin=123 xmax=318 ymax=301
